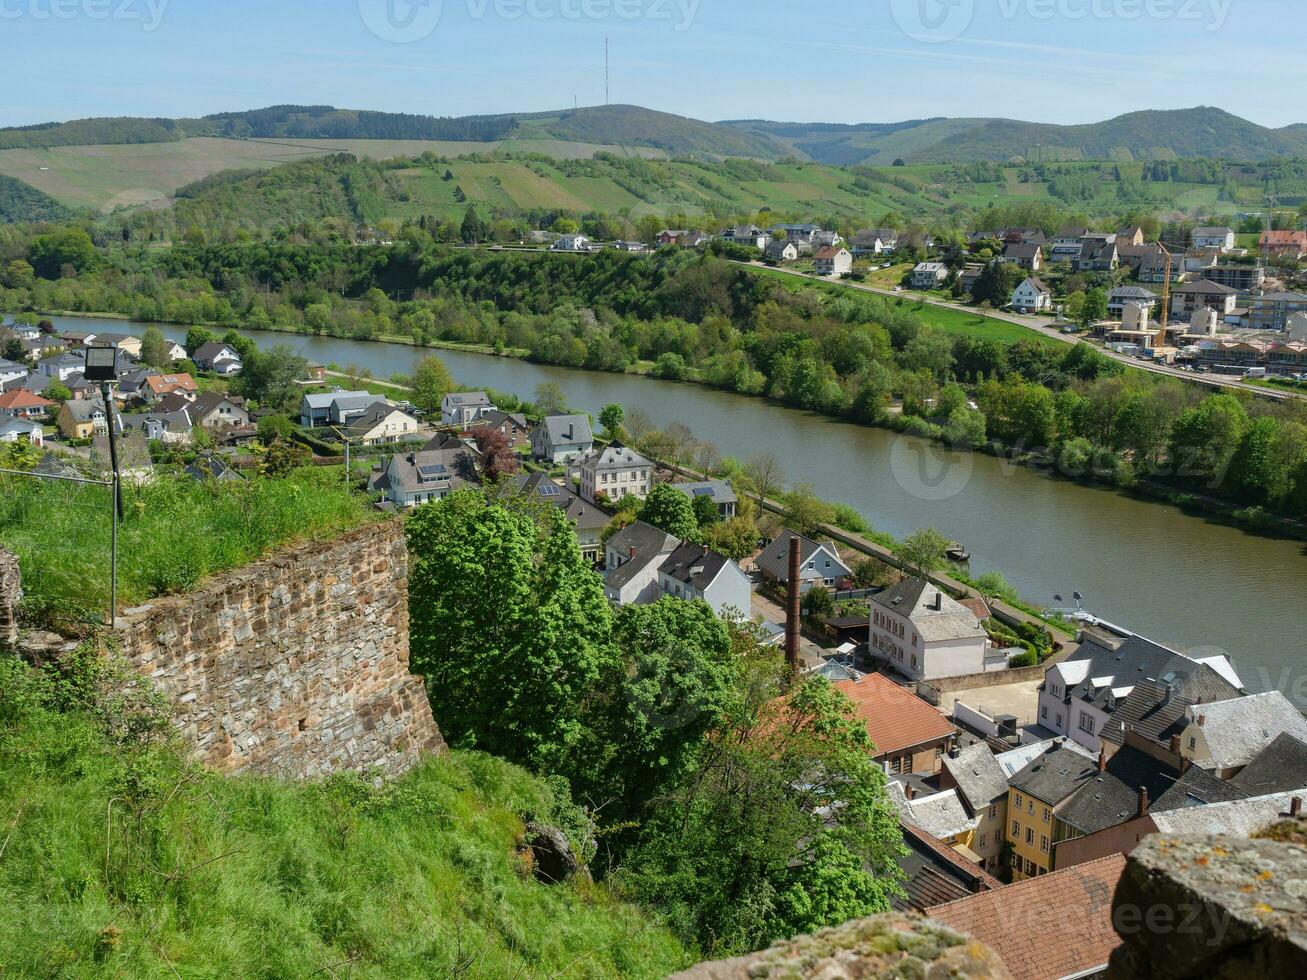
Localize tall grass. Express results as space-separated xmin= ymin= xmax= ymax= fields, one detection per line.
xmin=0 ymin=468 xmax=377 ymax=627
xmin=0 ymin=655 xmax=687 ymax=978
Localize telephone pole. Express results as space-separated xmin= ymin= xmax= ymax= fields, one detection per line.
xmin=605 ymin=36 xmax=610 ymax=105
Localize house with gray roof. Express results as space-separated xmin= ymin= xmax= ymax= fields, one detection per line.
xmin=191 ymin=342 xmax=243 ymax=376
xmin=300 ymin=390 xmax=372 ymax=428
xmin=1037 ymin=626 xmax=1243 ymax=755
xmin=669 ymin=479 xmax=737 ymax=518
xmin=0 ymin=417 xmax=43 ymax=448
xmin=183 ymin=392 xmax=249 ymax=430
xmin=603 ymin=521 xmax=680 ymax=606
xmin=496 ymin=472 xmax=607 ymax=563
xmin=888 ymin=782 xmax=978 ymax=844
xmin=1230 ymin=734 xmax=1307 ymax=797
xmin=579 ymin=445 xmax=652 ymax=504
xmin=1177 ymin=691 xmax=1307 ymax=779
xmin=120 ymin=409 xmax=193 ymax=445
xmin=531 ymin=414 xmax=593 ymax=465
xmin=656 ymin=542 xmax=751 ymax=620
xmin=369 ymin=433 xmax=480 ymax=509
xmin=1148 ymin=789 xmax=1307 ymax=838
xmin=185 ymin=452 xmax=244 ymax=483
xmin=0 ymin=359 xmax=28 ymax=387
xmin=342 ymin=402 xmax=419 ymax=446
xmin=441 ymin=391 xmax=495 ymax=427
xmin=869 ymin=577 xmax=993 ymax=682
xmin=39 ymin=352 xmax=85 ymax=382
xmin=755 ymin=529 xmax=851 ymax=593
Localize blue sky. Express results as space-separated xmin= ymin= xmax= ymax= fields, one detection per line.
xmin=4 ymin=0 xmax=1302 ymax=127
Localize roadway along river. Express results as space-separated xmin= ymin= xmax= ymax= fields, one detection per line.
xmin=51 ymin=315 xmax=1307 ymax=700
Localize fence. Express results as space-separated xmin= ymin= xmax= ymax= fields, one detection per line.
xmin=0 ymin=463 xmax=116 ymax=629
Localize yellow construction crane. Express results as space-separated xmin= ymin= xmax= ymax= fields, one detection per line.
xmin=1155 ymin=243 xmax=1172 ymax=353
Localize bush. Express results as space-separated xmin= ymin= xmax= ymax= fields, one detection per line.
xmin=1008 ymin=651 xmax=1038 ymax=669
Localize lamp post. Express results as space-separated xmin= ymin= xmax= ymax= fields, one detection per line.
xmin=83 ymin=345 xmax=121 ymax=626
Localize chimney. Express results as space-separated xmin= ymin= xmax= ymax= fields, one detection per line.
xmin=905 ymin=784 xmax=915 ymax=800
xmin=1137 ymin=786 xmax=1150 ymax=819
xmin=933 ymin=591 xmax=943 ymax=611
xmin=1098 ymin=747 xmax=1107 ymax=773
xmin=629 ymin=546 xmax=637 ymax=560
xmin=1291 ymin=797 xmax=1303 ymax=819
xmin=785 ymin=536 xmax=802 ymax=677
xmin=1198 ymin=714 xmax=1206 ymax=727
xmin=1169 ymin=735 xmax=1181 ymax=756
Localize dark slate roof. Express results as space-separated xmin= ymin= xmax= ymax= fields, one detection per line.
xmin=1230 ymin=734 xmax=1307 ymax=796
xmin=1009 ymin=743 xmax=1100 ymax=806
xmin=1174 ymin=279 xmax=1238 ymax=295
xmin=540 ymin=414 xmax=592 ymax=446
xmin=1056 ymin=745 xmax=1244 ymax=836
xmin=755 ymin=529 xmax=849 ymax=582
xmin=604 ymin=521 xmax=679 ymax=590
xmin=942 ymin=742 xmax=1009 ymax=811
xmin=893 ymin=822 xmax=1001 ymax=913
xmin=192 ymin=341 xmax=238 ymax=362
xmin=658 ymin=543 xmax=732 ymax=590
xmin=1099 ymin=666 xmax=1241 ymax=750
xmin=498 ymin=472 xmax=607 ymax=532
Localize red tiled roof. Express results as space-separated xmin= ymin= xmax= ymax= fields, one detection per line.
xmin=0 ymin=390 xmax=55 ymax=410
xmin=145 ymin=373 xmax=197 ymax=394
xmin=834 ymin=674 xmax=956 ymax=757
xmin=814 ymin=246 xmax=845 ymax=259
xmin=926 ymin=854 xmax=1127 ymax=980
xmin=1262 ymin=230 xmax=1307 ymax=245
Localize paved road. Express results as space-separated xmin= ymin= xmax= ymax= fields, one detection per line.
xmin=737 ymin=261 xmax=1306 ymax=404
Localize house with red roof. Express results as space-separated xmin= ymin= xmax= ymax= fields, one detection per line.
xmin=834 ymin=673 xmax=957 ymax=774
xmin=0 ymin=389 xmax=57 ymax=420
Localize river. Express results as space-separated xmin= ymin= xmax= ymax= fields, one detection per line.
xmin=42 ymin=315 xmax=1307 ymax=698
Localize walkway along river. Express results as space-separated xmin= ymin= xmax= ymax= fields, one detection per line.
xmin=46 ymin=315 xmax=1307 ymax=701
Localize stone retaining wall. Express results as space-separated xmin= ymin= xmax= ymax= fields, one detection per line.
xmin=114 ymin=519 xmax=444 ymax=779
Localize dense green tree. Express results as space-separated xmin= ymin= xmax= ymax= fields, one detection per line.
xmin=598 ymin=403 xmax=625 ymax=440
xmin=1168 ymin=394 xmax=1248 ymax=489
xmin=896 ymin=527 xmax=950 ymax=573
xmin=139 ymin=325 xmax=172 ymax=368
xmin=410 ymin=355 xmax=454 ymax=415
xmin=1080 ymin=287 xmax=1108 ymax=328
xmin=232 ymin=346 xmax=309 ymax=413
xmin=639 ymin=484 xmax=701 ymax=542
xmin=692 ymin=492 xmax=721 ymax=528
xmin=27 ymin=227 xmax=94 ymax=278
xmin=533 ymin=381 xmax=567 ymax=417
xmin=780 ymin=483 xmax=836 ymax=537
xmin=703 ymin=516 xmax=760 ymax=561
xmin=1227 ymin=416 xmax=1283 ymax=505
xmin=184 ymin=327 xmax=216 ymax=356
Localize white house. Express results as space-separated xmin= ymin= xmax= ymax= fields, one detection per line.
xmin=868 ymin=578 xmax=991 ymax=681
xmin=1010 ymin=277 xmax=1052 ymax=314
xmin=910 ymin=262 xmax=949 ymax=289
xmin=39 ymin=353 xmax=85 ymax=382
xmin=0 ymin=359 xmax=28 ymax=387
xmin=1191 ymin=226 xmax=1236 ymax=253
xmin=723 ymin=225 xmax=770 ymax=250
xmin=551 ymin=234 xmax=590 ymax=252
xmin=656 ymin=543 xmax=752 ymax=620
xmin=765 ymin=240 xmax=799 ymax=263
xmin=814 ymin=246 xmax=853 ymax=278
xmin=531 ymin=414 xmax=594 ymax=464
xmin=0 ymin=417 xmax=43 ymax=447
xmin=441 ymin=391 xmax=496 ymax=427
xmin=579 ymin=445 xmax=652 ymax=504
xmin=755 ymin=529 xmax=851 ymax=593
xmin=369 ymin=435 xmax=480 ymax=508
xmin=851 ymin=228 xmax=898 ymax=257
xmin=191 ymin=342 xmax=243 ymax=377
xmin=1177 ymin=692 xmax=1307 ymax=779
xmin=343 ymin=403 xmax=420 ymax=446
xmin=604 ymin=521 xmax=680 ymax=606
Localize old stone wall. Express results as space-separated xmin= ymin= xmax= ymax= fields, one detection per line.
xmin=0 ymin=548 xmax=19 ymax=649
xmin=114 ymin=519 xmax=444 ymax=779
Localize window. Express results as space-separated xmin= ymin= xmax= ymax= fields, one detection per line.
xmin=1079 ymin=713 xmax=1096 ymax=735
xmin=1014 ymin=793 xmax=1022 ymax=809
xmin=1026 ymin=827 xmax=1034 ymax=846
xmin=1043 ymin=807 xmax=1051 ymax=823
xmin=989 ymin=805 xmax=997 ymax=819
xmin=1041 ymin=835 xmax=1049 ymax=853
xmin=1188 ymin=736 xmax=1197 ymax=750
xmin=1056 ymin=713 xmax=1063 ymax=728
xmin=1041 ymin=706 xmax=1048 ymax=720
xmin=979 ymin=834 xmax=987 ymax=849
xmin=1011 ymin=820 xmax=1019 ymax=838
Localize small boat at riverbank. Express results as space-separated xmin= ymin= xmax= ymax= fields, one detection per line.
xmin=946 ymin=542 xmax=971 ymax=563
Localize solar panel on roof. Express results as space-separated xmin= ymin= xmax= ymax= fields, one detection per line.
xmin=417 ymin=464 xmax=448 ymax=480
xmin=691 ymin=487 xmax=715 ymax=497
xmin=539 ymin=485 xmax=562 ymax=497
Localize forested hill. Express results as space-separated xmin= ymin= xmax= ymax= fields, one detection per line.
xmin=0 ymin=175 xmax=73 ymax=223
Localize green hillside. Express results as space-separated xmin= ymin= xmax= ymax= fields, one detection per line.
xmin=0 ymin=174 xmax=72 ymax=222
xmin=0 ymin=653 xmax=685 ymax=978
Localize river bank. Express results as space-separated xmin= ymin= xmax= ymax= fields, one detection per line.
xmin=28 ymin=307 xmax=1307 ymax=542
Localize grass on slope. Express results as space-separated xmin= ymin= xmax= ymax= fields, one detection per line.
xmin=0 ymin=467 xmax=377 ymax=628
xmin=0 ymin=654 xmax=686 ymax=978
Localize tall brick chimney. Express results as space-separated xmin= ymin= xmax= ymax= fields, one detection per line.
xmin=786 ymin=535 xmax=801 ymax=676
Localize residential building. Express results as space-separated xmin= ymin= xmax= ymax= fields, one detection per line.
xmin=1248 ymin=291 xmax=1307 ymax=332
xmin=38 ymin=352 xmax=84 ymax=382
xmin=465 ymin=409 xmax=530 ymax=451
xmin=1118 ymin=242 xmax=1172 ymax=283
xmin=938 ymin=743 xmax=1010 ymax=872
xmin=850 ymin=228 xmax=897 ymax=257
xmin=578 ymin=445 xmax=652 ymax=504
xmin=656 ymin=542 xmax=752 ymax=619
xmin=92 ymin=333 xmax=143 ymax=359
xmin=1268 ymin=341 xmax=1307 ymax=374
xmin=497 ymin=472 xmax=607 ymax=563
xmin=1006 ymin=741 xmax=1100 ymax=879
xmin=834 ymin=673 xmax=957 ymax=774
xmin=813 ymin=246 xmax=853 ymax=277
xmin=342 ymin=403 xmax=420 ymax=446
xmin=1010 ymin=277 xmax=1052 ymax=313
xmin=57 ymin=398 xmax=108 ymax=439
xmin=531 ymin=414 xmax=593 ymax=464
xmin=811 ymin=229 xmax=843 ymax=248
xmin=1171 ymin=279 xmax=1238 ymax=318
xmin=771 ymin=223 xmax=823 ymax=246
xmin=894 ymin=821 xmax=1002 ymax=912
xmin=1107 ymin=285 xmax=1159 ymax=318
xmin=441 ymin=391 xmax=496 ymax=427
xmin=755 ymin=529 xmax=851 ymax=593
xmin=603 ymin=521 xmax=680 ymax=606
xmin=1177 ymin=691 xmax=1307 ymax=779
xmin=868 ymin=578 xmax=992 ymax=682
xmin=0 ymin=389 xmax=56 ymax=419
xmin=1000 ymin=227 xmax=1047 ymax=247
xmin=927 ymin=854 xmax=1128 ymax=980
xmin=764 ymin=239 xmax=798 ymax=263
xmin=1260 ymin=229 xmax=1307 ymax=258
xmin=191 ymin=342 xmax=243 ymax=376
xmin=1291 ymin=312 xmax=1307 ymax=343
xmin=550 ymin=234 xmax=590 ymax=252
xmin=143 ymin=373 xmax=198 ymax=403
xmin=1194 ymin=339 xmax=1270 ymax=369
xmin=1205 ymin=263 xmax=1265 ymax=292
xmin=1050 ymin=226 xmax=1093 ymax=261
xmin=120 ymin=409 xmax=193 ymax=445
xmin=999 ymin=242 xmax=1043 ymax=272
xmin=178 ymin=392 xmax=250 ymax=430
xmin=669 ymin=479 xmax=738 ymax=518
xmin=1230 ymin=734 xmax=1307 ymax=796
xmin=1116 ymin=225 xmax=1146 ymax=246
xmin=114 ymin=368 xmax=158 ymax=403
xmin=299 ymin=390 xmax=373 ymax=428
xmin=958 ymin=264 xmax=985 ymax=295
xmin=1036 ymin=626 xmax=1242 ymax=755
xmin=1191 ymin=226 xmax=1236 ymax=252
xmin=1076 ymin=240 xmax=1119 ymax=272
xmin=0 ymin=417 xmax=43 ymax=447
xmin=1181 ymin=247 xmax=1220 ymax=274
xmin=887 ymin=782 xmax=979 ymax=863
xmin=369 ymin=434 xmax=480 ymax=508
xmin=910 ymin=262 xmax=949 ymax=289
xmin=721 ymin=224 xmax=769 ymax=249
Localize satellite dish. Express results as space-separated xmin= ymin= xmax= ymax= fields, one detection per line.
xmin=1073 ymin=592 xmax=1084 ymax=602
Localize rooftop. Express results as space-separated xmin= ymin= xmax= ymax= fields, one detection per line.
xmin=833 ymin=674 xmax=956 ymax=759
